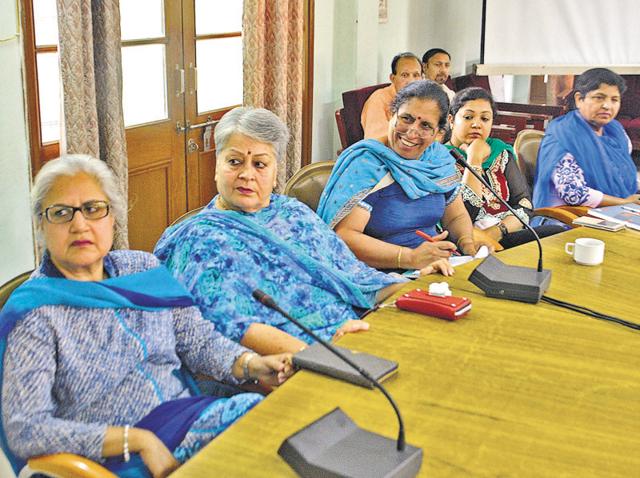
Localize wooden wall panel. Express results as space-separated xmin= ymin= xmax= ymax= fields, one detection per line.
xmin=128 ymin=163 xmax=171 ymax=251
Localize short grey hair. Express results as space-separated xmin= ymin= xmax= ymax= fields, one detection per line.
xmin=214 ymin=107 xmax=290 ymax=163
xmin=31 ymin=154 xmax=126 ymax=243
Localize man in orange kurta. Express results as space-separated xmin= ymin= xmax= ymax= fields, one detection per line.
xmin=361 ymin=52 xmax=423 ymax=139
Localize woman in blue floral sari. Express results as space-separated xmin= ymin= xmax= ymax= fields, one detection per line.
xmin=1 ymin=155 xmax=293 ymax=478
xmin=155 ymin=107 xmax=407 ymax=355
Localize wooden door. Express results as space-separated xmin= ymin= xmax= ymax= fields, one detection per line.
xmin=122 ymin=0 xmax=187 ymax=251
xmin=181 ymin=0 xmax=243 ymax=210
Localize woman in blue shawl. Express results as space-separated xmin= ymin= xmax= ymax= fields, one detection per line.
xmin=1 ymin=155 xmax=293 ymax=478
xmin=533 ymin=68 xmax=639 ymax=209
xmin=155 ymin=107 xmax=406 ymax=357
xmin=317 ymin=80 xmax=490 ymax=273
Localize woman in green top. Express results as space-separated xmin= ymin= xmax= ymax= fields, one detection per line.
xmin=446 ymin=87 xmax=564 ymax=249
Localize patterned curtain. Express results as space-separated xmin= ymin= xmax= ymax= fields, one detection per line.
xmin=56 ymin=0 xmax=129 ymax=248
xmin=243 ymin=0 xmax=304 ymax=190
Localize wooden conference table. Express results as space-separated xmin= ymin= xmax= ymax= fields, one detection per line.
xmin=172 ymin=227 xmax=640 ymax=477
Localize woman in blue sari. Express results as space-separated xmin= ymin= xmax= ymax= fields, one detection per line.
xmin=534 ymin=68 xmax=639 ymax=208
xmin=317 ymin=80 xmax=490 ymax=273
xmin=1 ymin=155 xmax=292 ymax=478
xmin=155 ymin=107 xmax=407 ymax=356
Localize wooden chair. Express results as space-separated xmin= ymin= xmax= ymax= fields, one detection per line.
xmin=513 ymin=129 xmax=589 ymax=226
xmin=341 ymin=83 xmax=390 ymax=147
xmin=453 ymin=73 xmax=491 ymax=93
xmin=335 ymin=108 xmax=349 ymax=152
xmin=0 ymin=271 xmax=117 ymax=478
xmin=513 ymin=129 xmax=545 ymax=191
xmin=283 ymin=161 xmax=335 ymax=212
xmin=169 ymin=206 xmax=204 ymax=227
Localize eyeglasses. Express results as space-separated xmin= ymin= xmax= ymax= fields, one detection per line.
xmin=41 ymin=200 xmax=110 ymax=224
xmin=395 ymin=113 xmax=437 ymax=138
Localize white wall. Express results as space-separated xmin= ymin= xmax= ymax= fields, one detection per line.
xmin=312 ymin=0 xmax=483 ymax=162
xmin=0 ymin=0 xmax=36 ymax=284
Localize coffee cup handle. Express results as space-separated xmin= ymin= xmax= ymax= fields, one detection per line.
xmin=565 ymin=243 xmax=575 ymax=255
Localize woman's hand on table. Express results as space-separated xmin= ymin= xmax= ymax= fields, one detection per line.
xmin=249 ymin=353 xmax=295 ymax=386
xmin=332 ymin=319 xmax=370 ymax=341
xmin=419 ymin=258 xmax=454 ymax=277
xmin=623 ymin=193 xmax=640 ymax=205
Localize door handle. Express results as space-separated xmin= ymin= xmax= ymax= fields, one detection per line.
xmin=175 ymin=65 xmax=185 ymax=96
xmin=187 ymin=138 xmax=200 ymax=153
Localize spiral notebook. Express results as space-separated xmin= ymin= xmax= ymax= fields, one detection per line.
xmin=293 ymin=343 xmax=398 ymax=389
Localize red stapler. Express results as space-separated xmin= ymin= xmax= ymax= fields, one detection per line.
xmin=396 ymin=289 xmax=471 ymax=321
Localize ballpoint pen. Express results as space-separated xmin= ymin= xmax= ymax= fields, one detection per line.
xmin=621 ymin=206 xmax=640 ymax=216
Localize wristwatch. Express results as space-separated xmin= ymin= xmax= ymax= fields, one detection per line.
xmin=497 ymin=222 xmax=509 ymax=238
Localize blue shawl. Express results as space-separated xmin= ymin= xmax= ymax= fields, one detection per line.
xmin=0 ymin=266 xmax=195 ymax=475
xmin=154 ymin=195 xmax=402 ymax=344
xmin=317 ymin=139 xmax=459 ymax=228
xmin=533 ymin=110 xmax=637 ymax=208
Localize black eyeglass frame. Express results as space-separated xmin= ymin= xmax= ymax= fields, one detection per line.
xmin=41 ymin=201 xmax=111 ymax=224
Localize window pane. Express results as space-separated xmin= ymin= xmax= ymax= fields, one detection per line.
xmin=33 ymin=0 xmax=58 ymax=46
xmin=196 ymin=37 xmax=243 ymax=113
xmin=37 ymin=52 xmax=61 ymax=143
xmin=122 ymin=45 xmax=168 ymax=126
xmin=120 ymin=0 xmax=164 ymax=41
xmin=195 ymin=0 xmax=242 ymax=35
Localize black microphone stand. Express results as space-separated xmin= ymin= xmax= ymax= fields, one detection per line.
xmin=252 ymin=289 xmax=423 ymax=478
xmin=449 ymin=148 xmax=551 ymax=303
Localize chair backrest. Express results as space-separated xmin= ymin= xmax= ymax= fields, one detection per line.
xmin=335 ymin=108 xmax=348 ymax=151
xmin=513 ymin=129 xmax=545 ymax=191
xmin=341 ymin=83 xmax=390 ymax=147
xmin=0 ymin=270 xmax=32 ymax=477
xmin=169 ymin=206 xmax=204 ymax=227
xmin=453 ymin=73 xmax=491 ymax=93
xmin=283 ymin=161 xmax=335 ymax=212
xmin=0 ymin=271 xmax=32 ymax=310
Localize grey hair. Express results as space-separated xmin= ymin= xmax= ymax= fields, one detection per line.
xmin=31 ymin=154 xmax=126 ymax=244
xmin=214 ymin=107 xmax=290 ymax=163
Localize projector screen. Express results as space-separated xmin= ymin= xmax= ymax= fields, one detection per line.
xmin=478 ymin=0 xmax=640 ymax=75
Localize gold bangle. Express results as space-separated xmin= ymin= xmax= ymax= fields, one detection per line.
xmin=396 ymin=246 xmax=403 ymax=269
xmin=456 ymin=234 xmax=473 ymax=248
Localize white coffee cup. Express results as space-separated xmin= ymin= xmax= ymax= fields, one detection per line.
xmin=564 ymin=238 xmax=605 ymax=266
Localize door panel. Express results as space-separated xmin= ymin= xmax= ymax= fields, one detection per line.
xmin=128 ymin=162 xmax=172 ymax=251
xmin=123 ymin=0 xmax=187 ymax=250
xmin=181 ymin=0 xmax=242 ymax=210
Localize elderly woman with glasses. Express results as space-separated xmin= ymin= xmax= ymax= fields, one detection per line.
xmin=317 ymin=80 xmax=488 ymax=274
xmin=155 ymin=107 xmax=407 ymax=357
xmin=534 ymin=68 xmax=639 ymax=208
xmin=0 ymin=155 xmax=293 ymax=478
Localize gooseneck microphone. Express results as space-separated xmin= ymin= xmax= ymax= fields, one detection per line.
xmin=450 ymin=148 xmax=544 ymax=271
xmin=449 ymin=148 xmax=551 ymax=303
xmin=253 ymin=289 xmax=423 ymax=478
xmin=252 ymin=288 xmax=406 ymax=450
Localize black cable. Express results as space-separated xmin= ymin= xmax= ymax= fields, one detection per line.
xmin=541 ymin=295 xmax=640 ymax=331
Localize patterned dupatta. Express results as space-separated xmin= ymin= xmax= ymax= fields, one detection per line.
xmin=317 ymin=139 xmax=459 ymax=228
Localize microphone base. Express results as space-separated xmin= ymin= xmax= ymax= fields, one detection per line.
xmin=279 ymin=408 xmax=423 ymax=478
xmin=468 ymin=255 xmax=552 ymax=304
